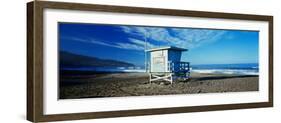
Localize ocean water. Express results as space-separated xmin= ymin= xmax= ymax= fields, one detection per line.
xmin=61 ymin=63 xmax=259 ymax=75
xmin=61 ymin=66 xmax=146 ymax=73
xmin=191 ymin=63 xmax=259 ymax=75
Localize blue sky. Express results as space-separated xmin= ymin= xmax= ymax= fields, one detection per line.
xmin=59 ymin=23 xmax=259 ymax=66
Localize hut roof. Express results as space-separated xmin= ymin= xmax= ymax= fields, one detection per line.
xmin=146 ymin=46 xmax=188 ymax=52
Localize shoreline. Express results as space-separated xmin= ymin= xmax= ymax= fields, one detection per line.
xmin=59 ymin=71 xmax=259 ymax=99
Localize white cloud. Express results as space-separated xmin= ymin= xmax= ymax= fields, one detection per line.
xmin=89 ymin=39 xmax=116 ymax=47
xmin=61 ymin=26 xmax=227 ymax=51
xmin=128 ymin=38 xmax=156 ymax=49
xmin=61 ymin=36 xmax=149 ymax=51
xmin=120 ymin=26 xmax=227 ymax=49
xmin=115 ymin=42 xmax=143 ymax=50
xmin=121 ymin=26 xmax=170 ymax=43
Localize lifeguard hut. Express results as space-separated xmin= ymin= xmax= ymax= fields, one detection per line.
xmin=146 ymin=46 xmax=190 ymax=84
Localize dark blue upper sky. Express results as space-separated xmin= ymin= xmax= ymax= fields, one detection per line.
xmin=59 ymin=23 xmax=259 ymax=66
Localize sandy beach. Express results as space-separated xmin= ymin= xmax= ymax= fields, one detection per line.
xmin=59 ymin=71 xmax=258 ymax=99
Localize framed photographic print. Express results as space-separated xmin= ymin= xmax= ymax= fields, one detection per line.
xmin=27 ymin=0 xmax=273 ymax=122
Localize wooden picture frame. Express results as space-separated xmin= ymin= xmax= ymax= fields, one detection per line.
xmin=27 ymin=1 xmax=273 ymax=122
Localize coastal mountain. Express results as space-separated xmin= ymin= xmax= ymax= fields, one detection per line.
xmin=60 ymin=51 xmax=135 ymax=67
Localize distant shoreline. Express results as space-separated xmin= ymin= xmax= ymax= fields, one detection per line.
xmin=60 ymin=69 xmax=259 ymax=76
xmin=60 ymin=63 xmax=259 ymax=76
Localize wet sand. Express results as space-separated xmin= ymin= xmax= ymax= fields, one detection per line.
xmin=59 ymin=71 xmax=258 ymax=99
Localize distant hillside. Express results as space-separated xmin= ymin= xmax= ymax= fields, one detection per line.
xmin=60 ymin=51 xmax=135 ymax=67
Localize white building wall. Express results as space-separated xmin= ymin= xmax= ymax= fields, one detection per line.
xmin=150 ymin=50 xmax=168 ymax=72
